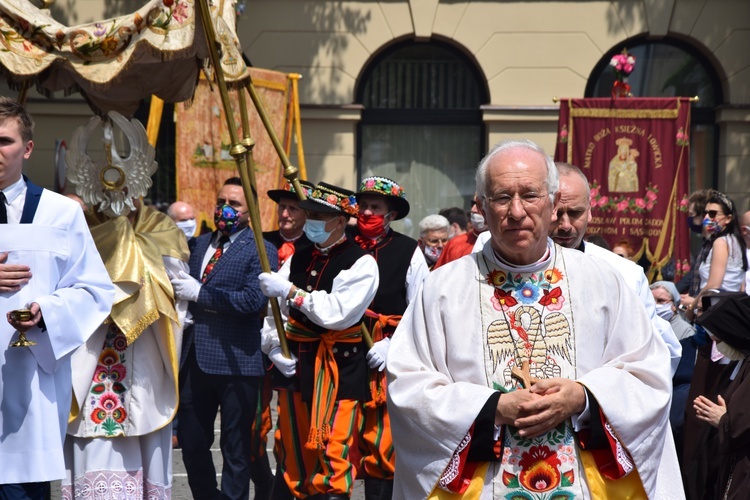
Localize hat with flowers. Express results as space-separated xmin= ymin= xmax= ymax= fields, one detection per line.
xmin=267 ymin=179 xmax=315 ymax=203
xmin=355 ymin=176 xmax=410 ymax=220
xmin=299 ymin=182 xmax=359 ymax=217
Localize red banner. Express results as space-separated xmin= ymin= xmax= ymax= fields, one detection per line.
xmin=554 ymin=98 xmax=692 ymax=280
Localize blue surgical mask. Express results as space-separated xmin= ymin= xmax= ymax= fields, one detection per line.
xmin=304 ymin=219 xmax=333 ymax=244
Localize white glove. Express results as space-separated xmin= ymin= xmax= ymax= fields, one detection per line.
xmin=366 ymin=337 xmax=391 ymax=372
xmin=269 ymin=346 xmax=297 ymax=378
xmin=259 ymin=272 xmax=293 ymax=299
xmin=170 ymin=270 xmax=202 ymax=302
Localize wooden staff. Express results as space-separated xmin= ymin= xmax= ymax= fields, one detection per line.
xmin=195 ymin=0 xmax=289 ymax=356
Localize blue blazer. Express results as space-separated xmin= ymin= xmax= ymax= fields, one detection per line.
xmin=183 ymin=229 xmax=278 ymax=376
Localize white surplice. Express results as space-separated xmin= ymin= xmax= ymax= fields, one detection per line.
xmin=0 ymin=190 xmax=115 ymax=483
xmin=386 ymin=240 xmax=683 ymax=500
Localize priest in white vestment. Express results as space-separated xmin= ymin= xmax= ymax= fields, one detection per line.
xmin=0 ymin=97 xmax=115 ymax=498
xmin=61 ymin=112 xmax=189 ymax=499
xmin=386 ymin=139 xmax=683 ymax=499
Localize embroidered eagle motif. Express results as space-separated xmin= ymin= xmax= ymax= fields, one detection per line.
xmin=487 ymin=306 xmax=572 ymax=379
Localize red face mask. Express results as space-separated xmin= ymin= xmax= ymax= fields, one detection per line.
xmin=358 ymin=213 xmax=387 ymax=238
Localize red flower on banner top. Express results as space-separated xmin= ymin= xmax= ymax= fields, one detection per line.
xmin=610 ymin=49 xmax=635 ymax=98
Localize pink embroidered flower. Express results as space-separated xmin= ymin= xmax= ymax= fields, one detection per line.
xmin=98 ymin=392 xmax=121 ymax=411
xmin=597 ymin=196 xmax=609 ymax=207
xmin=616 ymin=199 xmax=629 ymax=211
xmin=589 ymin=185 xmax=599 ymax=198
xmin=326 ymin=194 xmax=338 ymax=205
xmin=646 ymin=201 xmax=655 ymax=210
xmin=645 ymin=190 xmax=658 ymax=202
xmin=635 ymin=198 xmax=646 ymax=209
xmin=679 ymin=197 xmax=689 ymax=209
xmin=172 ymin=1 xmax=189 ymax=23
xmin=365 ymin=179 xmax=376 ymax=188
xmin=107 ymin=364 xmax=127 ymax=382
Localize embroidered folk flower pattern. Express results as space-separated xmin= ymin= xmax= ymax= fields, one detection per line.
xmin=538 ymin=287 xmax=565 ymax=311
xmin=501 ymin=425 xmax=577 ymax=496
xmin=86 ymin=325 xmax=129 ymax=436
xmin=486 ymin=268 xmax=564 ymax=312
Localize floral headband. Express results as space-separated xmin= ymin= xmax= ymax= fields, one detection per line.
xmin=308 ymin=184 xmax=359 ymax=216
xmin=358 ymin=176 xmax=406 ymax=199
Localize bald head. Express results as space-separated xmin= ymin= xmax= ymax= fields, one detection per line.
xmin=549 ymin=163 xmax=592 ymax=249
xmin=168 ymin=201 xmax=195 ymax=222
xmin=740 ymin=210 xmax=750 ymax=245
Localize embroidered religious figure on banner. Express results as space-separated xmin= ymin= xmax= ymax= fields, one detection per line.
xmin=554 ymin=97 xmax=692 ymax=282
xmin=608 ymin=137 xmax=639 ymax=192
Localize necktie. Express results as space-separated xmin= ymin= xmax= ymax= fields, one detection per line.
xmin=0 ymin=192 xmax=7 ymax=224
xmin=202 ymin=234 xmax=230 ymax=282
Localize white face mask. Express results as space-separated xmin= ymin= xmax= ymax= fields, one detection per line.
xmin=176 ymin=219 xmax=197 ymax=238
xmin=470 ymin=212 xmax=487 ymax=232
xmin=423 ymin=244 xmax=442 ymax=264
xmin=654 ymin=303 xmax=674 ymax=321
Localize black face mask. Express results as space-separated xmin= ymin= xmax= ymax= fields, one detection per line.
xmin=687 ymin=214 xmax=703 ymax=234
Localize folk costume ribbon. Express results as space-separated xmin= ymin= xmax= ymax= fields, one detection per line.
xmin=363 ymin=309 xmax=402 ymax=408
xmin=285 ymin=318 xmax=362 ymax=449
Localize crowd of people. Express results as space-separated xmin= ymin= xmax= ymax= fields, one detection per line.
xmin=1 ymin=96 xmax=749 ymax=500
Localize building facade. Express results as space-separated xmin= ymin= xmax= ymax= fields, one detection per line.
xmin=13 ymin=0 xmax=750 ymax=236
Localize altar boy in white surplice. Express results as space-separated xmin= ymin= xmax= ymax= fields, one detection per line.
xmin=386 ymin=139 xmax=683 ymax=500
xmin=0 ymin=97 xmax=115 ymax=499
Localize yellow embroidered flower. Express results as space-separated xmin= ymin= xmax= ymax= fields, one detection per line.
xmin=486 ymin=269 xmax=507 ymax=287
xmin=544 ymin=268 xmax=563 ymax=284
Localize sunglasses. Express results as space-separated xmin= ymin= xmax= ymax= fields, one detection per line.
xmin=703 ymin=210 xmax=724 ymax=218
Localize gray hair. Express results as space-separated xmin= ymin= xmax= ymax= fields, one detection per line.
xmin=650 ymin=281 xmax=680 ymax=306
xmin=555 ymin=162 xmax=590 ymax=204
xmin=475 ymin=139 xmax=558 ymax=211
xmin=418 ymin=214 xmax=450 ymax=237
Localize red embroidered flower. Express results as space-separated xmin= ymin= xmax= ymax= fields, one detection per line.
xmin=494 ymin=289 xmax=517 ymax=308
xmin=538 ymin=287 xmax=564 ymax=311
xmin=111 ymin=408 xmax=127 ymax=423
xmin=518 ymin=445 xmax=562 ymax=492
xmin=90 ymin=408 xmax=107 ymax=424
xmin=113 ymin=334 xmax=128 ymax=352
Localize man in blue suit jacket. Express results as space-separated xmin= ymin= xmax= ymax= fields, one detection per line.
xmin=170 ymin=177 xmax=278 ymax=500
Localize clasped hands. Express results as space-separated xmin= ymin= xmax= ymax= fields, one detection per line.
xmin=495 ymin=378 xmax=586 ymax=438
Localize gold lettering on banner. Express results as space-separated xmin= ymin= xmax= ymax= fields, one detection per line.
xmin=647 ymin=134 xmax=663 ymax=169
xmin=584 ymin=128 xmax=611 ymax=169
xmin=614 ymin=125 xmax=646 ymax=137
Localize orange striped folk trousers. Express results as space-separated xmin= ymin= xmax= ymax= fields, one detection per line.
xmin=358 ymin=403 xmax=395 ymax=479
xmin=274 ymin=390 xmax=360 ymax=497
xmin=250 ymin=376 xmax=274 ymax=460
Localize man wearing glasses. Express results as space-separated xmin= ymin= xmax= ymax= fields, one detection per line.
xmin=387 ymin=139 xmax=682 ymax=499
